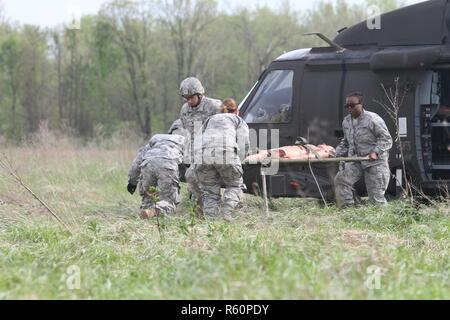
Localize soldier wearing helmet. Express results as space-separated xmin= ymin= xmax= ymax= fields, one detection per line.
xmin=179 ymin=77 xmax=222 ymax=204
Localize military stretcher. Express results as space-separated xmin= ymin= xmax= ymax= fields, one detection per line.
xmin=242 ymin=145 xmax=370 ymax=212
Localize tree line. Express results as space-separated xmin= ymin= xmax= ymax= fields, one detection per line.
xmin=0 ymin=0 xmax=400 ymax=142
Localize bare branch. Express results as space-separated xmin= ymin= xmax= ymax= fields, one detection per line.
xmin=0 ymin=154 xmax=72 ymax=234
xmin=378 ymin=78 xmax=414 ymax=205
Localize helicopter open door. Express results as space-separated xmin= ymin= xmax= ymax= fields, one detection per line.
xmin=419 ymin=70 xmax=450 ymax=181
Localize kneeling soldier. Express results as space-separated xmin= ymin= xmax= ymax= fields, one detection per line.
xmin=128 ymin=134 xmax=185 ymax=218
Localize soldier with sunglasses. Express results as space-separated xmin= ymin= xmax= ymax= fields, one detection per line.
xmin=334 ymin=92 xmax=393 ymax=208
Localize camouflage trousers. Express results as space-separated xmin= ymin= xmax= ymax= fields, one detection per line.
xmin=195 ymin=163 xmax=243 ymax=217
xmin=185 ymin=165 xmax=201 ymax=202
xmin=334 ymin=161 xmax=391 ymax=207
xmin=139 ymin=160 xmax=181 ymax=214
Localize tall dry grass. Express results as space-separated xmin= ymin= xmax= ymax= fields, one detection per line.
xmin=0 ymin=125 xmax=145 ymax=230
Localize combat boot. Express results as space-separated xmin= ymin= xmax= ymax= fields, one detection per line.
xmin=140 ymin=208 xmax=159 ymax=219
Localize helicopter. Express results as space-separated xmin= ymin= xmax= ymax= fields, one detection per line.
xmin=239 ymin=0 xmax=450 ymax=200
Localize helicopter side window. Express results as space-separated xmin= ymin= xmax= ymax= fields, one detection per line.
xmin=243 ymin=70 xmax=294 ymax=124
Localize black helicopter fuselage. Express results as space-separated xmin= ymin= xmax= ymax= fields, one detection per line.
xmin=239 ymin=0 xmax=450 ymax=199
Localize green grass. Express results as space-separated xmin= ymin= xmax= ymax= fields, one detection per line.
xmin=0 ymin=146 xmax=449 ymax=299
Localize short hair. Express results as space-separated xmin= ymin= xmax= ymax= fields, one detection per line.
xmin=347 ymin=92 xmax=364 ymax=105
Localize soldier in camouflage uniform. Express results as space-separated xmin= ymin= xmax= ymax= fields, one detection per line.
xmin=178 ymin=77 xmax=222 ymax=201
xmin=221 ymin=98 xmax=248 ymax=193
xmin=128 ymin=134 xmax=185 ymax=218
xmin=334 ymin=92 xmax=393 ymax=207
xmin=195 ymin=100 xmax=250 ymax=220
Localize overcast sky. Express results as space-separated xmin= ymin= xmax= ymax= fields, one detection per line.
xmin=1 ymin=0 xmax=426 ymax=27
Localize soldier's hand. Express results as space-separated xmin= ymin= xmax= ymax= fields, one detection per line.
xmin=369 ymin=152 xmax=379 ymax=161
xmin=127 ymin=183 xmax=137 ymax=195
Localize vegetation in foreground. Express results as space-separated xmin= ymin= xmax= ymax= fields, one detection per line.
xmin=0 ymin=145 xmax=448 ymax=299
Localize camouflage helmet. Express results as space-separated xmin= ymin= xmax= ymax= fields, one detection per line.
xmin=179 ymin=77 xmax=205 ymax=97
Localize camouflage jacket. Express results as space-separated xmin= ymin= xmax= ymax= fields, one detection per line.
xmin=336 ymin=110 xmax=393 ymax=167
xmin=128 ymin=134 xmax=185 ymax=185
xmin=180 ymin=97 xmax=222 ymax=163
xmin=194 ymin=113 xmax=250 ymax=163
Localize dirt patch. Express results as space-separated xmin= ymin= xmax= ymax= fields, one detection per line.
xmin=340 ymin=229 xmax=403 ymax=249
xmin=341 ymin=230 xmax=372 ymax=249
xmin=184 ymin=238 xmax=213 ymax=253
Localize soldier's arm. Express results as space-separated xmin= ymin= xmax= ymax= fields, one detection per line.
xmin=237 ymin=119 xmax=250 ymax=160
xmin=128 ymin=145 xmax=149 ymax=186
xmin=371 ymin=117 xmax=393 ymax=156
xmin=335 ymin=122 xmax=349 ymax=157
xmin=179 ymin=105 xmax=187 ymax=128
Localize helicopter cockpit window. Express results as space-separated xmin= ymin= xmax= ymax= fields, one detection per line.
xmin=243 ymin=70 xmax=294 ymax=124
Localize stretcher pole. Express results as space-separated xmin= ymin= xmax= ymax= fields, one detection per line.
xmin=250 ymin=156 xmax=370 ymax=217
xmin=261 ymin=168 xmax=270 ymax=218
xmin=243 ymin=156 xmax=370 ymax=165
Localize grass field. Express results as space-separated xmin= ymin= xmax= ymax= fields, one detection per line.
xmin=0 ymin=143 xmax=449 ymax=299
